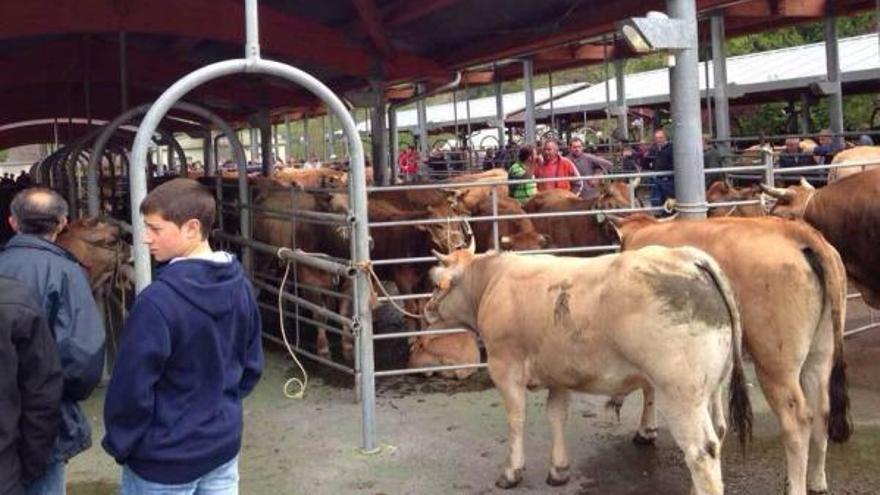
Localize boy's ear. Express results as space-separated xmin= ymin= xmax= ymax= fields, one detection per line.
xmin=183 ymin=218 xmax=204 ymax=239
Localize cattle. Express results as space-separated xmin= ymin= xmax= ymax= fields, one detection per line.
xmin=423 ymin=242 xmax=751 ymax=493
xmin=523 ymin=183 xmax=631 ymax=254
xmin=827 ymin=146 xmax=880 ymax=182
xmin=762 ymin=171 xmax=880 ymax=309
xmin=272 ymin=167 xmax=352 ymax=189
xmin=442 ymin=168 xmax=508 ymax=212
xmin=464 ymin=193 xmax=548 ymax=252
xmin=705 ymin=180 xmax=766 ymax=217
xmin=57 ymin=217 xmax=131 ymax=292
xmin=407 ymin=325 xmax=480 ymax=380
xmin=615 ymin=215 xmax=851 ymax=495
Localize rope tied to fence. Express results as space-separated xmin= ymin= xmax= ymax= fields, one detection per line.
xmin=354 ymin=260 xmax=424 ymax=319
xmin=277 ymin=257 xmax=308 ymax=400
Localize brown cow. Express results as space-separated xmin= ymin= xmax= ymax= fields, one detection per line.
xmin=57 ymin=217 xmax=131 ymax=291
xmin=272 ymin=167 xmax=348 ymax=189
xmin=705 ymin=180 xmax=766 ymax=217
xmin=424 ymin=243 xmax=751 ymax=493
xmin=827 ymin=146 xmax=880 ymax=182
xmin=762 ymin=171 xmax=880 ymax=309
xmin=523 ymin=183 xmax=631 ymax=254
xmin=465 ymin=193 xmax=548 ymax=252
xmin=443 ymin=168 xmax=508 ymax=211
xmin=615 ymin=215 xmax=851 ymax=495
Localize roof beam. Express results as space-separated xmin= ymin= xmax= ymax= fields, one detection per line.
xmin=778 ymin=0 xmax=827 ymax=17
xmin=726 ymin=0 xmax=775 ymax=17
xmin=351 ymin=0 xmax=393 ymax=57
xmin=383 ymin=0 xmax=466 ymax=27
xmin=0 ymin=0 xmax=444 ymax=81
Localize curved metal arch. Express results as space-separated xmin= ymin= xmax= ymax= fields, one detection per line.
xmin=86 ymin=102 xmax=246 ymax=217
xmin=478 ymin=134 xmax=500 ymax=150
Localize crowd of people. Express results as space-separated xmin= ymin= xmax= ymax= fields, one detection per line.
xmin=0 ymin=171 xmax=32 ymax=186
xmin=1 ymin=181 xmax=262 ymax=495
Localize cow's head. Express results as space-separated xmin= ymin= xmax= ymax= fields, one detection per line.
xmin=57 ymin=217 xmax=131 ymax=291
xmin=706 ymin=180 xmax=766 ymax=217
xmin=500 ymin=232 xmax=550 ymax=251
xmin=594 ymin=181 xmax=635 ymax=211
xmin=417 ymin=204 xmax=473 ymax=253
xmin=760 ymin=177 xmax=816 ymax=219
xmin=424 ymin=237 xmax=479 ymax=330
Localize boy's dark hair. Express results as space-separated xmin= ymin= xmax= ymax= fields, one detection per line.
xmin=10 ymin=187 xmax=68 ymax=236
xmin=517 ymin=145 xmax=534 ymax=163
xmin=140 ymin=179 xmax=215 ymax=238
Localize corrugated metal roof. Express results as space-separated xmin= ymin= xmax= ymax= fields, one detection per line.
xmin=365 ymin=33 xmax=879 ymax=133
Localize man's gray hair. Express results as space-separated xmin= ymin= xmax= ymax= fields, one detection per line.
xmin=9 ymin=187 xmax=69 ymax=236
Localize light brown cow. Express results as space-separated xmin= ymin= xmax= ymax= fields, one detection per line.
xmin=407 ymin=325 xmax=480 ymax=380
xmin=272 ymin=167 xmax=348 ymax=189
xmin=616 ymin=215 xmax=851 ymax=495
xmin=523 ymin=183 xmax=631 ymax=254
xmin=827 ymin=146 xmax=880 ymax=182
xmin=424 ymin=243 xmax=751 ymax=494
xmin=762 ymin=171 xmax=880 ymax=309
xmin=443 ymin=168 xmax=508 ymax=211
xmin=464 ymin=193 xmax=548 ymax=252
xmin=705 ymin=180 xmax=766 ymax=217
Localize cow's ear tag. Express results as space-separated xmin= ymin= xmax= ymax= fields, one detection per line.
xmin=596 ymin=212 xmax=607 ymax=224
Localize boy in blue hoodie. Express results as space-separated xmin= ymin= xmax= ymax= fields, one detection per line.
xmin=102 ymin=178 xmax=263 ymax=494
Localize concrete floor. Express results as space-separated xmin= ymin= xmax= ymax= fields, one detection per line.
xmin=68 ymin=318 xmax=880 ymax=495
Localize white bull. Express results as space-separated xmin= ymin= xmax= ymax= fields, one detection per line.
xmin=424 ymin=244 xmax=752 ymax=495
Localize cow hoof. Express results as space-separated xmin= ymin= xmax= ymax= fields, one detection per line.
xmin=632 ymin=431 xmax=656 ymax=446
xmin=546 ymin=466 xmax=570 ymax=486
xmin=495 ymin=468 xmax=524 ymax=489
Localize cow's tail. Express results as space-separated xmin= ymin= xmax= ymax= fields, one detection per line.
xmin=798 ymin=228 xmax=852 ymax=443
xmin=692 ymin=249 xmax=753 ymax=449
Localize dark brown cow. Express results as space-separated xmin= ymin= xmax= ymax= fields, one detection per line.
xmin=616 ymin=215 xmax=851 ymax=495
xmin=523 ymin=183 xmax=632 ymax=254
xmin=706 ymin=180 xmax=766 ymax=217
xmin=466 ymin=194 xmax=548 ymax=252
xmin=762 ymin=170 xmax=880 ymax=309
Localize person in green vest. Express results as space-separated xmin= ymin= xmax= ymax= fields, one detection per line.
xmin=508 ymin=145 xmax=538 ymax=204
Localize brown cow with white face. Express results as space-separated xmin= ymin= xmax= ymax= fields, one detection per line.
xmin=424 ymin=243 xmax=751 ymax=494
xmin=762 ymin=170 xmax=880 ymax=309
xmin=615 ymin=215 xmax=851 ymax=495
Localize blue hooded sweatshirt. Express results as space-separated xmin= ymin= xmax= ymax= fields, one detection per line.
xmin=102 ymin=253 xmax=263 ymax=484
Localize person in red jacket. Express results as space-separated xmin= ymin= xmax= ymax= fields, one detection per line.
xmin=534 ymin=138 xmax=580 ymax=191
xmin=398 ymin=145 xmax=420 ymax=183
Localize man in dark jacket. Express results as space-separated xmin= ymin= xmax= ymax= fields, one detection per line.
xmin=646 ymin=129 xmax=675 ymax=209
xmin=0 ymin=276 xmax=63 ymax=495
xmin=0 ymin=188 xmax=105 ymax=495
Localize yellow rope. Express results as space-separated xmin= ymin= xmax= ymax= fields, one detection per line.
xmin=278 ymin=261 xmax=308 ymax=399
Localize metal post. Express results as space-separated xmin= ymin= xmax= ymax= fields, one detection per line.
xmin=548 ymin=71 xmax=555 ymax=134
xmin=763 ymin=148 xmax=775 ymax=186
xmin=248 ymin=128 xmax=259 ymax=166
xmin=523 ymin=58 xmax=536 ymax=145
xmin=825 ymin=11 xmax=845 ymax=150
xmin=284 ymin=114 xmax=293 ymax=162
xmin=369 ymin=83 xmax=388 ymax=185
xmin=465 ymin=80 xmax=472 ymax=150
xmin=303 ymin=117 xmax=311 ymax=161
xmin=614 ymin=57 xmax=628 ymax=141
xmin=603 ymin=38 xmax=612 ymax=147
xmin=388 ymin=105 xmax=399 ymax=183
xmin=711 ymin=13 xmax=731 ymax=158
xmin=203 ymin=129 xmax=215 ymax=176
xmin=490 ymin=187 xmax=500 ymax=251
xmin=321 ymin=115 xmax=327 ymax=162
xmin=494 ymin=73 xmax=505 ymax=147
xmin=259 ymin=112 xmax=272 ymax=175
xmin=703 ymin=47 xmax=713 ymax=137
xmin=800 ymin=92 xmax=812 ymax=134
xmin=668 ymin=0 xmax=707 ymax=218
xmin=328 ymin=114 xmax=336 ymax=159
xmin=416 ymin=83 xmax=429 ymax=154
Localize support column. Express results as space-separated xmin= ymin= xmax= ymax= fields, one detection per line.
xmin=614 ymin=57 xmax=629 ymax=141
xmin=416 ymin=83 xmax=429 ymax=154
xmin=523 ymin=58 xmax=536 ymax=145
xmin=668 ymin=0 xmax=706 ymax=218
xmin=284 ymin=115 xmax=293 ymax=162
xmin=203 ymin=129 xmax=215 ymax=176
xmin=800 ymin=92 xmax=812 ymax=134
xmin=388 ymin=106 xmax=399 ymax=182
xmin=825 ymin=12 xmax=845 ymax=149
xmin=303 ymin=117 xmax=311 ymax=161
xmin=328 ymin=114 xmax=336 ymax=159
xmin=259 ymin=112 xmax=272 ymax=176
xmin=494 ymin=76 xmax=505 ymax=147
xmin=711 ymin=13 xmax=731 ymax=162
xmin=370 ymin=82 xmax=389 ymax=185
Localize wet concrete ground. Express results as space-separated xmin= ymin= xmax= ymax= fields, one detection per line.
xmin=69 ymin=304 xmax=880 ymax=495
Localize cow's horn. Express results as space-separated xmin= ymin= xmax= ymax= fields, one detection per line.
xmin=467 ymin=233 xmax=476 ymax=254
xmin=759 ymin=183 xmax=793 ymax=200
xmin=605 ymin=214 xmax=625 ymax=226
xmin=799 ymin=177 xmax=816 ymax=190
xmin=431 ymin=249 xmax=451 ymax=264
xmin=657 ymin=212 xmax=679 ymax=223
